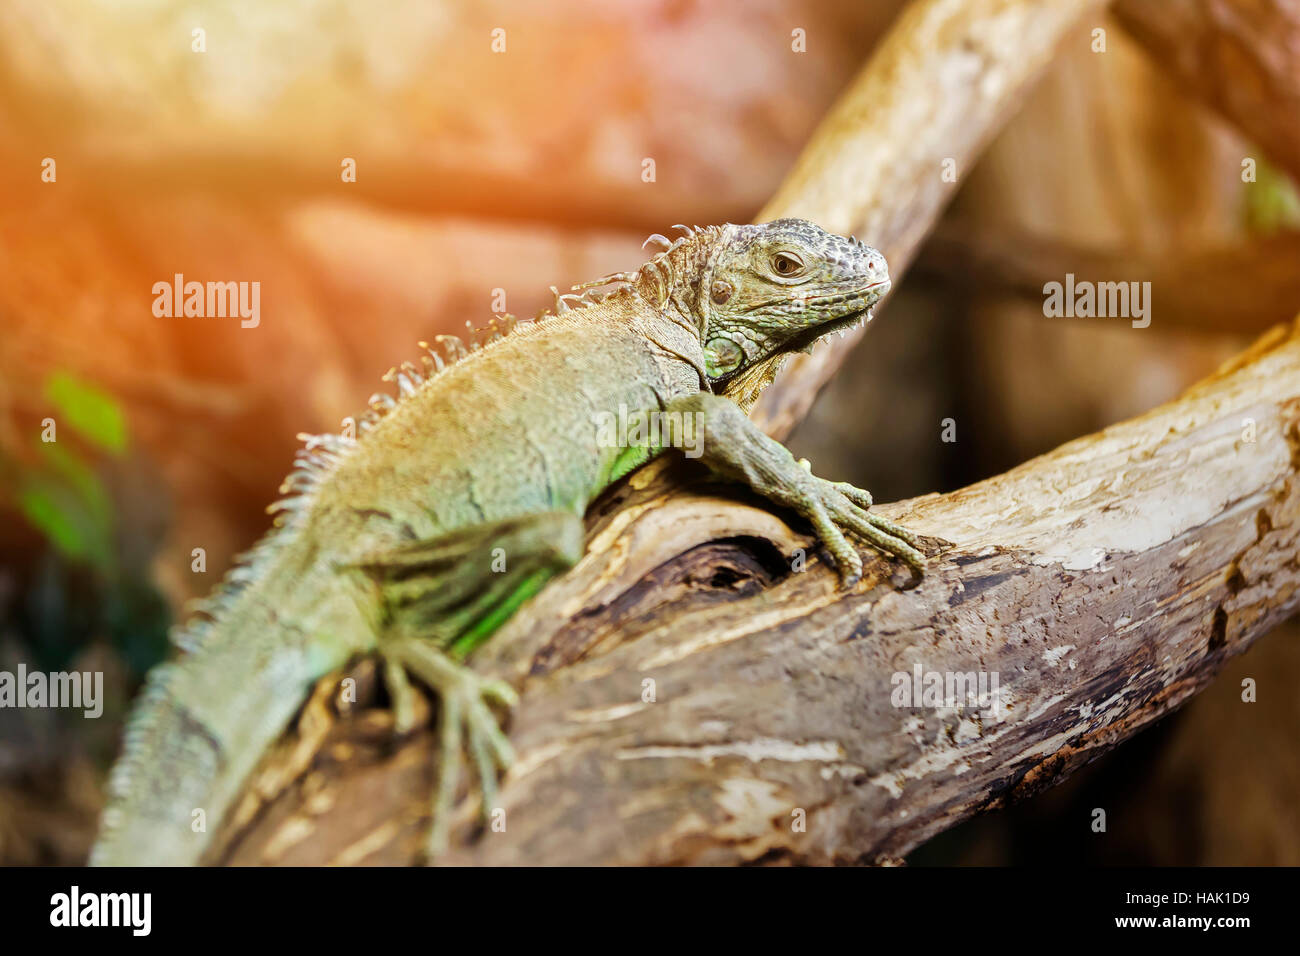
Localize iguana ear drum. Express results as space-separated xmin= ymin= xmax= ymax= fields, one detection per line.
xmin=711 ymin=279 xmax=733 ymax=304
xmin=704 ymin=336 xmax=743 ymax=376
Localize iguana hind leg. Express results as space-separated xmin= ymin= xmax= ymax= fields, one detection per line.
xmin=383 ymin=638 xmax=519 ymax=857
xmin=355 ymin=510 xmax=585 ymax=859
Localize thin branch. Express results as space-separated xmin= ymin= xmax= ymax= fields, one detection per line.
xmin=914 ymin=223 xmax=1300 ymax=336
xmin=1116 ymin=0 xmax=1300 ymax=186
xmin=752 ymin=0 xmax=1105 ymax=437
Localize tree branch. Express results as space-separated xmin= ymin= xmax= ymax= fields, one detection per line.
xmin=751 ymin=0 xmax=1104 ymax=437
xmin=914 ymin=223 xmax=1300 ymax=336
xmin=1115 ymin=0 xmax=1300 ymax=186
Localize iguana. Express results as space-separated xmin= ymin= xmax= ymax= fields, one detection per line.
xmin=90 ymin=218 xmax=924 ymax=866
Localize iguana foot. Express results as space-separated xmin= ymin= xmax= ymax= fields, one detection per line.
xmin=807 ymin=484 xmax=923 ymax=583
xmin=384 ymin=639 xmax=517 ymax=861
xmin=667 ymin=392 xmax=926 ymax=586
xmin=798 ymin=466 xmax=925 ymax=583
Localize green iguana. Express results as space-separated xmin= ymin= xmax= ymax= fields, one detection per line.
xmin=90 ymin=218 xmax=924 ymax=866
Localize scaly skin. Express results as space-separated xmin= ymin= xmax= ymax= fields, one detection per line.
xmin=91 ymin=219 xmax=923 ymax=865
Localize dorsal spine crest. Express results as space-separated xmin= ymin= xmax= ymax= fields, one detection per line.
xmin=162 ymin=227 xmax=719 ymax=658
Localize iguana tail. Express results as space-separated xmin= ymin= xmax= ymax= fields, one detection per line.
xmin=91 ymin=536 xmax=363 ymax=866
xmin=90 ymin=622 xmax=346 ymax=865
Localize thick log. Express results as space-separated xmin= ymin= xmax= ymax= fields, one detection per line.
xmin=215 ymin=317 xmax=1300 ymax=865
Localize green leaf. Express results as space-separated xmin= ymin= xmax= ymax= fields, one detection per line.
xmin=18 ymin=485 xmax=88 ymax=560
xmin=1243 ymin=156 xmax=1300 ymax=235
xmin=38 ymin=439 xmax=112 ymax=527
xmin=17 ymin=444 xmax=115 ymax=571
xmin=44 ymin=372 xmax=128 ymax=455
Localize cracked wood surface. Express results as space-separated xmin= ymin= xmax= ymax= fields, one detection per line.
xmin=214 ymin=318 xmax=1300 ymax=865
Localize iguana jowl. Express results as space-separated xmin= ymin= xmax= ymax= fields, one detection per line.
xmin=91 ymin=218 xmax=924 ymax=865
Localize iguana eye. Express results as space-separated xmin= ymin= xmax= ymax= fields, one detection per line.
xmin=772 ymin=252 xmax=803 ymax=276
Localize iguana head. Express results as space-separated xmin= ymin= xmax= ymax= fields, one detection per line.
xmin=692 ymin=218 xmax=890 ymax=406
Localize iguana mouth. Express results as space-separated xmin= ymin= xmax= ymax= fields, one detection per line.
xmin=781 ymin=278 xmax=890 ymax=356
xmin=783 ymin=302 xmax=875 ymax=355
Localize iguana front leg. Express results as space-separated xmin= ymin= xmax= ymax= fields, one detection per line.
xmin=667 ymin=392 xmax=925 ymax=585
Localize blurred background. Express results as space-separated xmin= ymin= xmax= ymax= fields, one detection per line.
xmin=0 ymin=0 xmax=1296 ymax=865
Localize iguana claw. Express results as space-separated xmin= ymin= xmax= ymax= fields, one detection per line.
xmin=806 ymin=475 xmax=926 ymax=585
